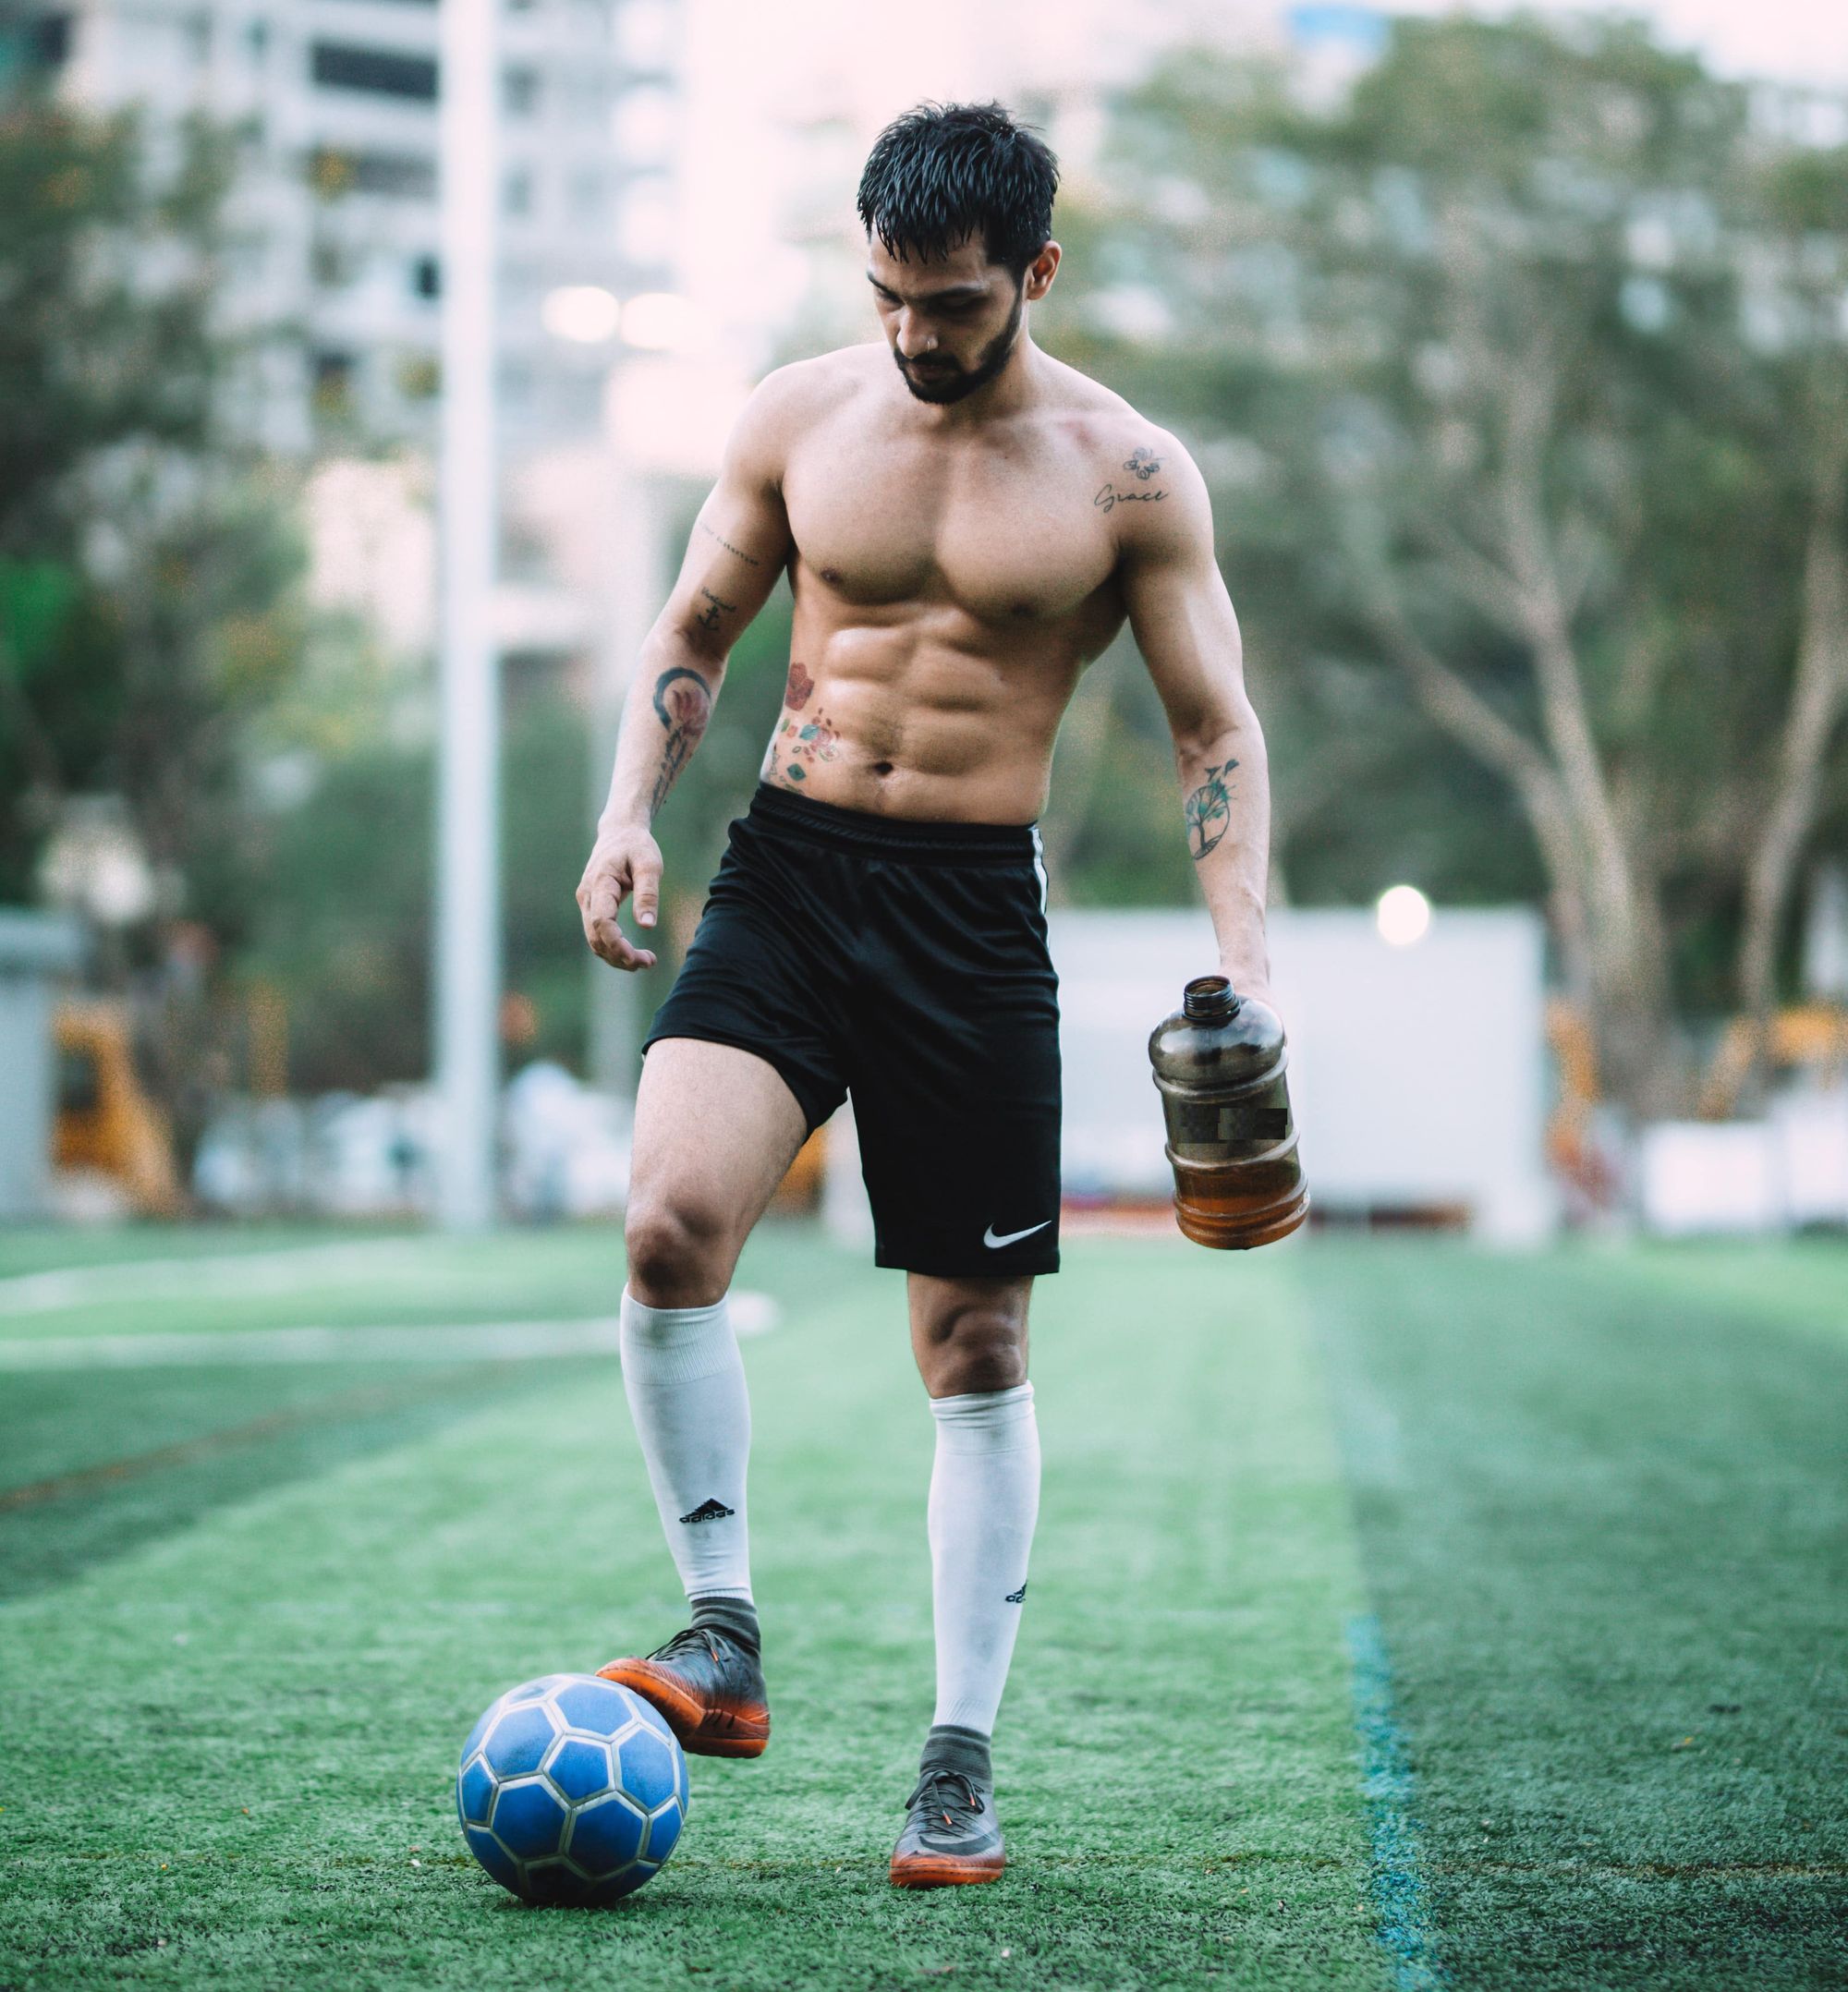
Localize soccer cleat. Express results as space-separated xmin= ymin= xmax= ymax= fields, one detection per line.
xmin=889 ymin=1764 xmax=1006 ymax=1888
xmin=596 ymin=1624 xmax=770 ymax=1759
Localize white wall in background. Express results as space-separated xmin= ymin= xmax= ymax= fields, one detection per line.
xmin=1049 ymin=906 xmax=1556 ymax=1243
xmin=1640 ymin=1088 xmax=1848 ymax=1235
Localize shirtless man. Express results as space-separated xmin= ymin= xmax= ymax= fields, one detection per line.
xmin=577 ymin=102 xmax=1275 ymax=1889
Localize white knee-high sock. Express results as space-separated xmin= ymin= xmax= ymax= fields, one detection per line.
xmin=928 ymin=1381 xmax=1040 ymax=1735
xmin=619 ymin=1287 xmax=753 ymax=1603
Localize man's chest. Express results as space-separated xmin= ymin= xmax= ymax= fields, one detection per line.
xmin=783 ymin=429 xmax=1119 ymax=626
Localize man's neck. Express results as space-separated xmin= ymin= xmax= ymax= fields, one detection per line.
xmin=903 ymin=334 xmax=1043 ymax=431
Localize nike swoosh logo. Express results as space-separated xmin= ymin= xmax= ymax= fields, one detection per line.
xmin=983 ymin=1220 xmax=1052 ymax=1249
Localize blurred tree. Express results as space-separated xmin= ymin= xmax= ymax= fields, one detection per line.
xmin=0 ymin=98 xmax=304 ymax=918
xmin=230 ymin=726 xmax=434 ymax=1095
xmin=227 ymin=662 xmax=620 ymax=1097
xmin=0 ymin=97 xmax=309 ymax=1157
xmin=1042 ymin=18 xmax=1848 ymax=1115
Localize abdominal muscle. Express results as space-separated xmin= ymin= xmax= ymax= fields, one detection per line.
xmin=760 ymin=608 xmax=1102 ymax=826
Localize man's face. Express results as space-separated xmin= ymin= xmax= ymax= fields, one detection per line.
xmin=867 ymin=235 xmax=1036 ymax=405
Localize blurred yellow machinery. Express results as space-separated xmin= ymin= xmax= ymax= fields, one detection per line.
xmin=1547 ymin=996 xmax=1848 ymax=1170
xmin=1544 ymin=999 xmax=1607 ymax=1200
xmin=771 ymin=1127 xmax=827 ymax=1212
xmin=1697 ymin=1004 xmax=1848 ymax=1119
xmin=52 ymin=984 xmax=821 ymax=1222
xmin=53 ymin=1000 xmax=183 ymax=1216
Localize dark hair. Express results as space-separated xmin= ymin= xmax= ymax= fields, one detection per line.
xmin=857 ymin=101 xmax=1059 ymax=276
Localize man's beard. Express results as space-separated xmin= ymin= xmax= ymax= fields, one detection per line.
xmin=894 ymin=285 xmax=1025 ymax=405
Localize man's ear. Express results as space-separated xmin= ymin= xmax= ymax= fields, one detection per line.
xmin=1024 ymin=241 xmax=1061 ymax=303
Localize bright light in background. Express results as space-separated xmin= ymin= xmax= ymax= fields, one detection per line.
xmin=541 ymin=285 xmax=623 ymax=344
xmin=39 ymin=805 xmax=156 ymax=927
xmin=1376 ymin=884 xmax=1432 ymax=947
xmin=622 ymin=291 xmax=708 ymax=352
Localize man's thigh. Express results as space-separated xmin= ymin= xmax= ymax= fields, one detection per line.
xmin=629 ymin=1036 xmax=811 ymax=1257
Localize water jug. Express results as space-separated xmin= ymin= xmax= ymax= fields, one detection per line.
xmin=1149 ymin=975 xmax=1308 ymax=1248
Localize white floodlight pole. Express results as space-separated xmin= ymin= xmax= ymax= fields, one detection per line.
xmin=434 ymin=0 xmax=502 ymax=1230
xmin=588 ymin=370 xmax=665 ymax=1101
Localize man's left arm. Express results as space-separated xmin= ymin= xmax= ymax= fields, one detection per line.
xmin=1115 ymin=435 xmax=1274 ymax=1004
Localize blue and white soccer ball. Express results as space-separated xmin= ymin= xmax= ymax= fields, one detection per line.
xmin=456 ymin=1673 xmax=689 ymax=1905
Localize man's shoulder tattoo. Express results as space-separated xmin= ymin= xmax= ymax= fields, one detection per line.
xmin=1095 ymin=444 xmax=1171 ymax=516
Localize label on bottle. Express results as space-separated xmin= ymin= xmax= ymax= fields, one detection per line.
xmin=1216 ymin=1104 xmax=1290 ymax=1142
xmin=1166 ymin=1099 xmax=1291 ymax=1156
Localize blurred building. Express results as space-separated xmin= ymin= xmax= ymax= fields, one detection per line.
xmin=17 ymin=0 xmax=676 ymax=457
xmin=0 ymin=914 xmax=86 ymax=1221
xmin=676 ymin=0 xmax=1295 ymax=370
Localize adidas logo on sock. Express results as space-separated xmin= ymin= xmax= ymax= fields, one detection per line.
xmin=678 ymin=1497 xmax=736 ymax=1524
xmin=1004 ymin=1582 xmax=1028 ymax=1604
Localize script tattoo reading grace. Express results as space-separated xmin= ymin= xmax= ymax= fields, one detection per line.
xmin=650 ymin=665 xmax=712 ymax=814
xmin=1094 ymin=443 xmax=1169 ymax=514
xmin=1184 ymin=759 xmax=1238 ymax=861
xmin=1093 ymin=481 xmax=1168 ymax=515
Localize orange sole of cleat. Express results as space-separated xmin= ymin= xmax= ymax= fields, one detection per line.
xmin=889 ymin=1852 xmax=1006 ymax=1889
xmin=596 ymin=1658 xmax=771 ymax=1759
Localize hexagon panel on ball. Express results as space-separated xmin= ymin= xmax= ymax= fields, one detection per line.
xmin=456 ymin=1673 xmax=690 ymax=1906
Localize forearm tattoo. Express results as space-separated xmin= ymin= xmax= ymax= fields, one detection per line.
xmin=1184 ymin=759 xmax=1238 ymax=860
xmin=650 ymin=665 xmax=712 ymax=814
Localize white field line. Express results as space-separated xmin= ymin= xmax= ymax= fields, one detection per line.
xmin=0 ymin=1318 xmax=619 ymax=1370
xmin=0 ymin=1292 xmax=780 ymax=1369
xmin=0 ymin=1239 xmax=444 ymax=1318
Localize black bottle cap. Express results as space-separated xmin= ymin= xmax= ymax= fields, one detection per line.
xmin=1183 ymin=975 xmax=1240 ymax=1025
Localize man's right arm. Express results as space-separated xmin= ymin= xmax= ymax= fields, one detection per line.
xmin=578 ymin=379 xmax=796 ymax=972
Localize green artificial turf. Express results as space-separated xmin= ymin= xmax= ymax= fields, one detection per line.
xmin=5 ymin=1223 xmax=1843 ymax=1990
xmin=0 ymin=1225 xmax=370 ymax=1279
xmin=1306 ymin=1239 xmax=1848 ymax=1991
xmin=0 ymin=1359 xmax=605 ymax=1601
xmin=0 ymin=1227 xmax=638 ymax=1344
xmin=0 ymin=1231 xmax=1381 ymax=1991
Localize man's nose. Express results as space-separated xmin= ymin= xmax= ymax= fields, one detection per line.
xmin=895 ymin=312 xmax=936 ymax=358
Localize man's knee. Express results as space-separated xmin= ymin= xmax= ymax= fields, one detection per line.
xmin=624 ymin=1189 xmax=736 ymax=1307
xmin=915 ymin=1288 xmax=1030 ymax=1397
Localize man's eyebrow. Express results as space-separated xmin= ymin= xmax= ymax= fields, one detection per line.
xmin=865 ymin=272 xmax=990 ymax=304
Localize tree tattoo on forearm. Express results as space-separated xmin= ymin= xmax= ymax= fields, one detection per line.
xmin=650 ymin=666 xmax=712 ymax=814
xmin=1184 ymin=759 xmax=1238 ymax=860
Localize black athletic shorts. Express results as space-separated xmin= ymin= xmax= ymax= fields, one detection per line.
xmin=643 ymin=783 xmax=1062 ymax=1278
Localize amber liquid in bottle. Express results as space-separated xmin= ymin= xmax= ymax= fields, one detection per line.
xmin=1149 ymin=975 xmax=1308 ymax=1249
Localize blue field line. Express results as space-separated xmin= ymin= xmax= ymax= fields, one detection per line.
xmin=1346 ymin=1612 xmax=1443 ymax=1990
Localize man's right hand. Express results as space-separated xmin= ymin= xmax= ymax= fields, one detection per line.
xmin=577 ymin=825 xmax=664 ymax=972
